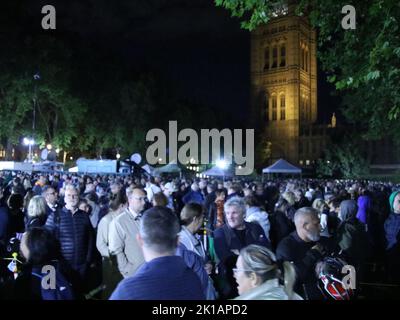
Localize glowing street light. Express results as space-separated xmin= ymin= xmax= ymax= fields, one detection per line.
xmin=216 ymin=159 xmax=228 ymax=170
xmin=46 ymin=144 xmax=52 ymax=150
xmin=116 ymin=153 xmax=121 ymax=159
xmin=23 ymin=137 xmax=35 ymax=162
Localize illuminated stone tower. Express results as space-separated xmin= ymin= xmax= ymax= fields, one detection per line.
xmin=250 ymin=5 xmax=317 ymax=165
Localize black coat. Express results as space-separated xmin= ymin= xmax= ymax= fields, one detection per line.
xmin=45 ymin=208 xmax=94 ymax=275
xmin=276 ymin=231 xmax=334 ymax=299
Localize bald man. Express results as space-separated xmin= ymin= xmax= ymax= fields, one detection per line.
xmin=276 ymin=207 xmax=334 ymax=299
xmin=108 ymin=187 xmax=147 ymax=278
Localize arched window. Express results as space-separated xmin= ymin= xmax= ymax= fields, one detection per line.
xmin=280 ymin=94 xmax=286 ymax=120
xmin=272 ymin=95 xmax=277 ymax=120
xmin=264 ymin=47 xmax=270 ymax=70
xmin=272 ymin=46 xmax=278 ymax=68
xmin=280 ymin=45 xmax=286 ymax=67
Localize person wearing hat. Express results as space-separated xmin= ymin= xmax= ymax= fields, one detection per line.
xmin=384 ymin=191 xmax=400 ymax=283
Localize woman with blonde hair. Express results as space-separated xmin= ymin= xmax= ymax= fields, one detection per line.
xmin=312 ymin=198 xmax=329 ymax=236
xmin=26 ymin=195 xmax=48 ymax=228
xmin=234 ymin=244 xmax=302 ymax=300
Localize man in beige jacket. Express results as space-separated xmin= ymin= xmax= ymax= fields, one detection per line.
xmin=108 ymin=187 xmax=147 ymax=278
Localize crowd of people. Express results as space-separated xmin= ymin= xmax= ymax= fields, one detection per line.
xmin=0 ymin=170 xmax=399 ymax=300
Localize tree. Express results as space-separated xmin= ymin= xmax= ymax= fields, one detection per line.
xmin=215 ymin=0 xmax=400 ymax=141
xmin=316 ymin=140 xmax=369 ymax=178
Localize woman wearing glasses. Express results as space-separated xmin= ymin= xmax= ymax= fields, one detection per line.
xmin=233 ymin=244 xmax=302 ymax=300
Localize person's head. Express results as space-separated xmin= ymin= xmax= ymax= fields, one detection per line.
xmin=243 ymin=188 xmax=253 ymax=197
xmin=282 ymin=191 xmax=296 ymax=206
xmin=255 ymin=183 xmax=264 ymax=196
xmin=126 ymin=186 xmax=147 ymax=213
xmin=327 ymin=197 xmax=341 ymax=213
xmin=339 ymin=200 xmax=358 ymax=222
xmin=64 ymin=185 xmax=80 ymax=211
xmin=207 ymin=184 xmax=216 ymax=195
xmin=152 ymin=192 xmax=168 ymax=207
xmin=110 ymin=182 xmax=122 ymax=195
xmin=294 ymin=207 xmax=321 ymax=242
xmin=275 ymin=197 xmax=289 ymax=214
xmin=215 ymin=189 xmax=226 ymax=201
xmin=389 ymin=191 xmax=400 ymax=214
xmin=78 ymin=199 xmax=91 ymax=213
xmin=109 ymin=189 xmax=127 ymax=212
xmin=163 ymin=182 xmax=177 ymax=196
xmin=312 ymin=198 xmax=327 ymax=214
xmin=224 ymin=196 xmax=246 ymax=230
xmin=27 ymin=195 xmax=47 ymax=219
xmin=199 ymin=180 xmax=207 ymax=190
xmin=244 ymin=195 xmax=260 ymax=209
xmin=138 ymin=206 xmax=180 ymax=260
xmin=42 ymin=186 xmax=57 ymax=206
xmin=234 ymin=244 xmax=296 ymax=298
xmin=191 ymin=183 xmax=199 ymax=192
xmin=294 ymin=189 xmax=304 ymax=202
xmin=180 ymin=203 xmax=204 ymax=233
xmin=20 ymin=227 xmax=60 ymax=266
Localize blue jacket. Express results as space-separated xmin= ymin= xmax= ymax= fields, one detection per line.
xmin=176 ymin=243 xmax=217 ymax=300
xmin=384 ymin=213 xmax=400 ymax=250
xmin=110 ymin=255 xmax=205 ymax=300
xmin=45 ymin=208 xmax=94 ymax=273
xmin=183 ymin=191 xmax=204 ymax=205
xmin=0 ymin=205 xmax=9 ymax=246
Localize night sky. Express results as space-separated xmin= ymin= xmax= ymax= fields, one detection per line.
xmin=2 ymin=0 xmax=340 ymax=129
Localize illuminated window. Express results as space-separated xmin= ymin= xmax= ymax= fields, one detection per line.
xmin=264 ymin=47 xmax=270 ymax=70
xmin=280 ymin=45 xmax=286 ymax=67
xmin=280 ymin=95 xmax=285 ymax=120
xmin=272 ymin=96 xmax=277 ymax=120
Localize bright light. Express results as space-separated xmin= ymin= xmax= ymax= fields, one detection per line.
xmin=55 ymin=148 xmax=60 ymax=154
xmin=46 ymin=144 xmax=52 ymax=150
xmin=159 ymin=158 xmax=162 ymax=162
xmin=238 ymin=165 xmax=242 ymax=169
xmin=70 ymin=156 xmax=73 ymax=160
xmin=23 ymin=138 xmax=35 ymax=146
xmin=116 ymin=153 xmax=121 ymax=159
xmin=216 ymin=159 xmax=228 ymax=170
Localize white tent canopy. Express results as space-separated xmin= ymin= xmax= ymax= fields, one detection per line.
xmin=262 ymin=159 xmax=302 ymax=174
xmin=202 ymin=165 xmax=234 ymax=177
xmin=154 ymin=161 xmax=183 ymax=174
xmin=142 ymin=164 xmax=155 ymax=174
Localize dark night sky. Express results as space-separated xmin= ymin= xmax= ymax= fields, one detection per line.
xmin=3 ymin=0 xmax=340 ymax=128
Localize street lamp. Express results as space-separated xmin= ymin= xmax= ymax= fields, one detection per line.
xmin=116 ymin=153 xmax=121 ymax=159
xmin=216 ymin=159 xmax=228 ymax=181
xmin=23 ymin=137 xmax=35 ymax=162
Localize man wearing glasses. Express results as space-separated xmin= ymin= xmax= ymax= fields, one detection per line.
xmin=108 ymin=187 xmax=147 ymax=278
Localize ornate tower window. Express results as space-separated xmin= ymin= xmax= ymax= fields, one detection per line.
xmin=264 ymin=47 xmax=270 ymax=70
xmin=280 ymin=45 xmax=286 ymax=67
xmin=272 ymin=46 xmax=278 ymax=68
xmin=280 ymin=94 xmax=286 ymax=120
xmin=272 ymin=95 xmax=277 ymax=120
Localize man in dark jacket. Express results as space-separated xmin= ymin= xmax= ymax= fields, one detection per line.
xmin=214 ymin=196 xmax=270 ymax=299
xmin=110 ymin=207 xmax=204 ymax=300
xmin=276 ymin=207 xmax=334 ymax=300
xmin=45 ymin=185 xmax=95 ymax=296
